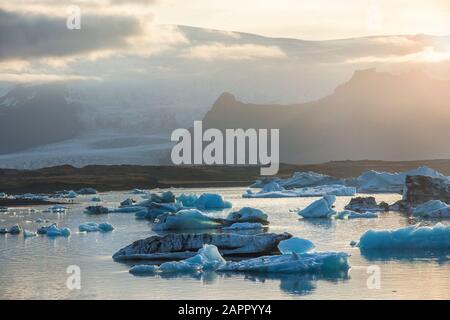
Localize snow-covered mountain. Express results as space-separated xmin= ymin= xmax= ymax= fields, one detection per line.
xmin=0 ymin=26 xmax=449 ymax=168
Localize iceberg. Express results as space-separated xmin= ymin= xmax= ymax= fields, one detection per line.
xmin=344 ymin=196 xmax=388 ymax=212
xmin=244 ymin=185 xmax=355 ymax=198
xmin=113 ymin=232 xmax=292 ymax=261
xmin=191 ymin=193 xmax=232 ymax=210
xmin=298 ymin=195 xmax=336 ymax=218
xmin=358 ymin=223 xmax=450 ymax=252
xmin=85 ymin=206 xmax=109 ymax=215
xmin=143 ymin=191 xmax=175 ymax=204
xmin=129 ymin=245 xmax=227 ymax=275
xmin=76 ymin=188 xmax=98 ymax=195
xmin=176 ymin=193 xmax=199 ymax=207
xmin=132 ymin=188 xmax=147 ymax=194
xmin=250 ymin=171 xmax=343 ymax=189
xmin=129 ymin=264 xmax=159 ymax=275
xmin=120 ymin=198 xmax=135 ymax=207
xmin=218 ymin=252 xmax=350 ymax=274
xmin=23 ymin=230 xmax=37 ymax=238
xmin=134 ymin=202 xmax=183 ymax=220
xmin=334 ymin=210 xmax=379 ymax=219
xmin=0 ymin=225 xmax=22 ymax=234
xmin=412 ymin=200 xmax=450 ymax=219
xmin=44 ymin=204 xmax=67 ymax=213
xmin=9 ymin=225 xmax=22 ymax=235
xmin=46 ymin=225 xmax=71 ymax=237
xmin=159 ymin=244 xmax=226 ymax=273
xmin=356 ymin=166 xmax=446 ymax=193
xmin=277 ymin=237 xmax=315 ymax=254
xmin=225 ymin=207 xmax=268 ymax=225
xmin=152 ymin=209 xmax=223 ymax=231
xmin=79 ymin=222 xmax=114 ymax=233
xmin=222 ymin=222 xmax=264 ymax=230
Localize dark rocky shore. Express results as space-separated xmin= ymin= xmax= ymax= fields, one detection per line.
xmin=3 ymin=159 xmax=450 ymax=193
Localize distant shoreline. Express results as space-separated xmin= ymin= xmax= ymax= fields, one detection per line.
xmin=2 ymin=159 xmax=450 ymax=194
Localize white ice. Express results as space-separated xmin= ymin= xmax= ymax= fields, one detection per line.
xmin=222 ymin=222 xmax=264 ymax=230
xmin=356 ymin=166 xmax=447 ymax=193
xmin=334 ymin=210 xmax=379 ymax=219
xmin=412 ymin=200 xmax=450 ymax=219
xmin=244 ymin=185 xmax=355 ymax=198
xmin=298 ymin=195 xmax=336 ymax=218
xmin=277 ymin=237 xmax=315 ymax=254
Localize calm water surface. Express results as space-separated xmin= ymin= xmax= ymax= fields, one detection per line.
xmin=0 ymin=187 xmax=449 ymax=299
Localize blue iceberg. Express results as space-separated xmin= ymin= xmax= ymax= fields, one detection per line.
xmin=79 ymin=222 xmax=114 ymax=233
xmin=358 ymin=223 xmax=450 ymax=252
xmin=218 ymin=252 xmax=350 ymax=274
xmin=152 ymin=209 xmax=222 ymax=231
xmin=46 ymin=225 xmax=71 ymax=237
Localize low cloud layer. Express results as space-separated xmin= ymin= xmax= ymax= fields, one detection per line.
xmin=181 ymin=43 xmax=287 ymax=61
xmin=0 ymin=9 xmax=141 ymax=61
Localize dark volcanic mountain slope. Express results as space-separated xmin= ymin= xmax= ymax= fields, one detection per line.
xmin=0 ymin=83 xmax=82 ymax=154
xmin=202 ymin=69 xmax=450 ymax=163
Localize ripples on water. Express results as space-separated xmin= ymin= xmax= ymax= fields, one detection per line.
xmin=0 ymin=187 xmax=449 ymax=299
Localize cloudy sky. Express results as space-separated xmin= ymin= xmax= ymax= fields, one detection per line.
xmin=0 ymin=0 xmax=449 ymax=84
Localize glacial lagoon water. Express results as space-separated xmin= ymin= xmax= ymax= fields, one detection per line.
xmin=0 ymin=187 xmax=449 ymax=300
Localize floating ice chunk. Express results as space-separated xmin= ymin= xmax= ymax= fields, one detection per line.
xmin=192 ymin=193 xmax=232 ymax=210
xmin=120 ymin=198 xmax=135 ymax=207
xmin=48 ymin=205 xmax=67 ymax=213
xmin=129 ymin=264 xmax=159 ymax=275
xmin=23 ymin=230 xmax=37 ymax=238
xmin=134 ymin=203 xmax=182 ymax=220
xmin=152 ymin=209 xmax=222 ymax=231
xmin=222 ymin=222 xmax=264 ymax=230
xmin=335 ymin=210 xmax=378 ymax=219
xmin=176 ymin=193 xmax=199 ymax=207
xmin=9 ymin=225 xmax=22 ymax=234
xmin=298 ymin=195 xmax=336 ymax=218
xmin=261 ymin=181 xmax=284 ymax=193
xmin=0 ymin=225 xmax=21 ymax=234
xmin=412 ymin=200 xmax=450 ymax=218
xmin=46 ymin=225 xmax=71 ymax=237
xmin=356 ymin=166 xmax=446 ymax=193
xmin=244 ymin=185 xmax=355 ymax=198
xmin=98 ymin=222 xmax=114 ymax=232
xmin=226 ymin=207 xmax=268 ymax=224
xmin=85 ymin=206 xmax=109 ymax=215
xmin=113 ymin=206 xmax=147 ymax=213
xmin=66 ymin=191 xmax=78 ymax=198
xmin=0 ymin=192 xmax=7 ymax=199
xmin=358 ymin=223 xmax=450 ymax=251
xmin=159 ymin=244 xmax=226 ymax=273
xmin=143 ymin=191 xmax=175 ymax=204
xmin=91 ymin=197 xmax=101 ymax=202
xmin=79 ymin=222 xmax=114 ymax=233
xmin=250 ymin=171 xmax=343 ymax=189
xmin=77 ymin=188 xmax=98 ymax=195
xmin=218 ymin=252 xmax=350 ymax=274
xmin=277 ymin=237 xmax=315 ymax=254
